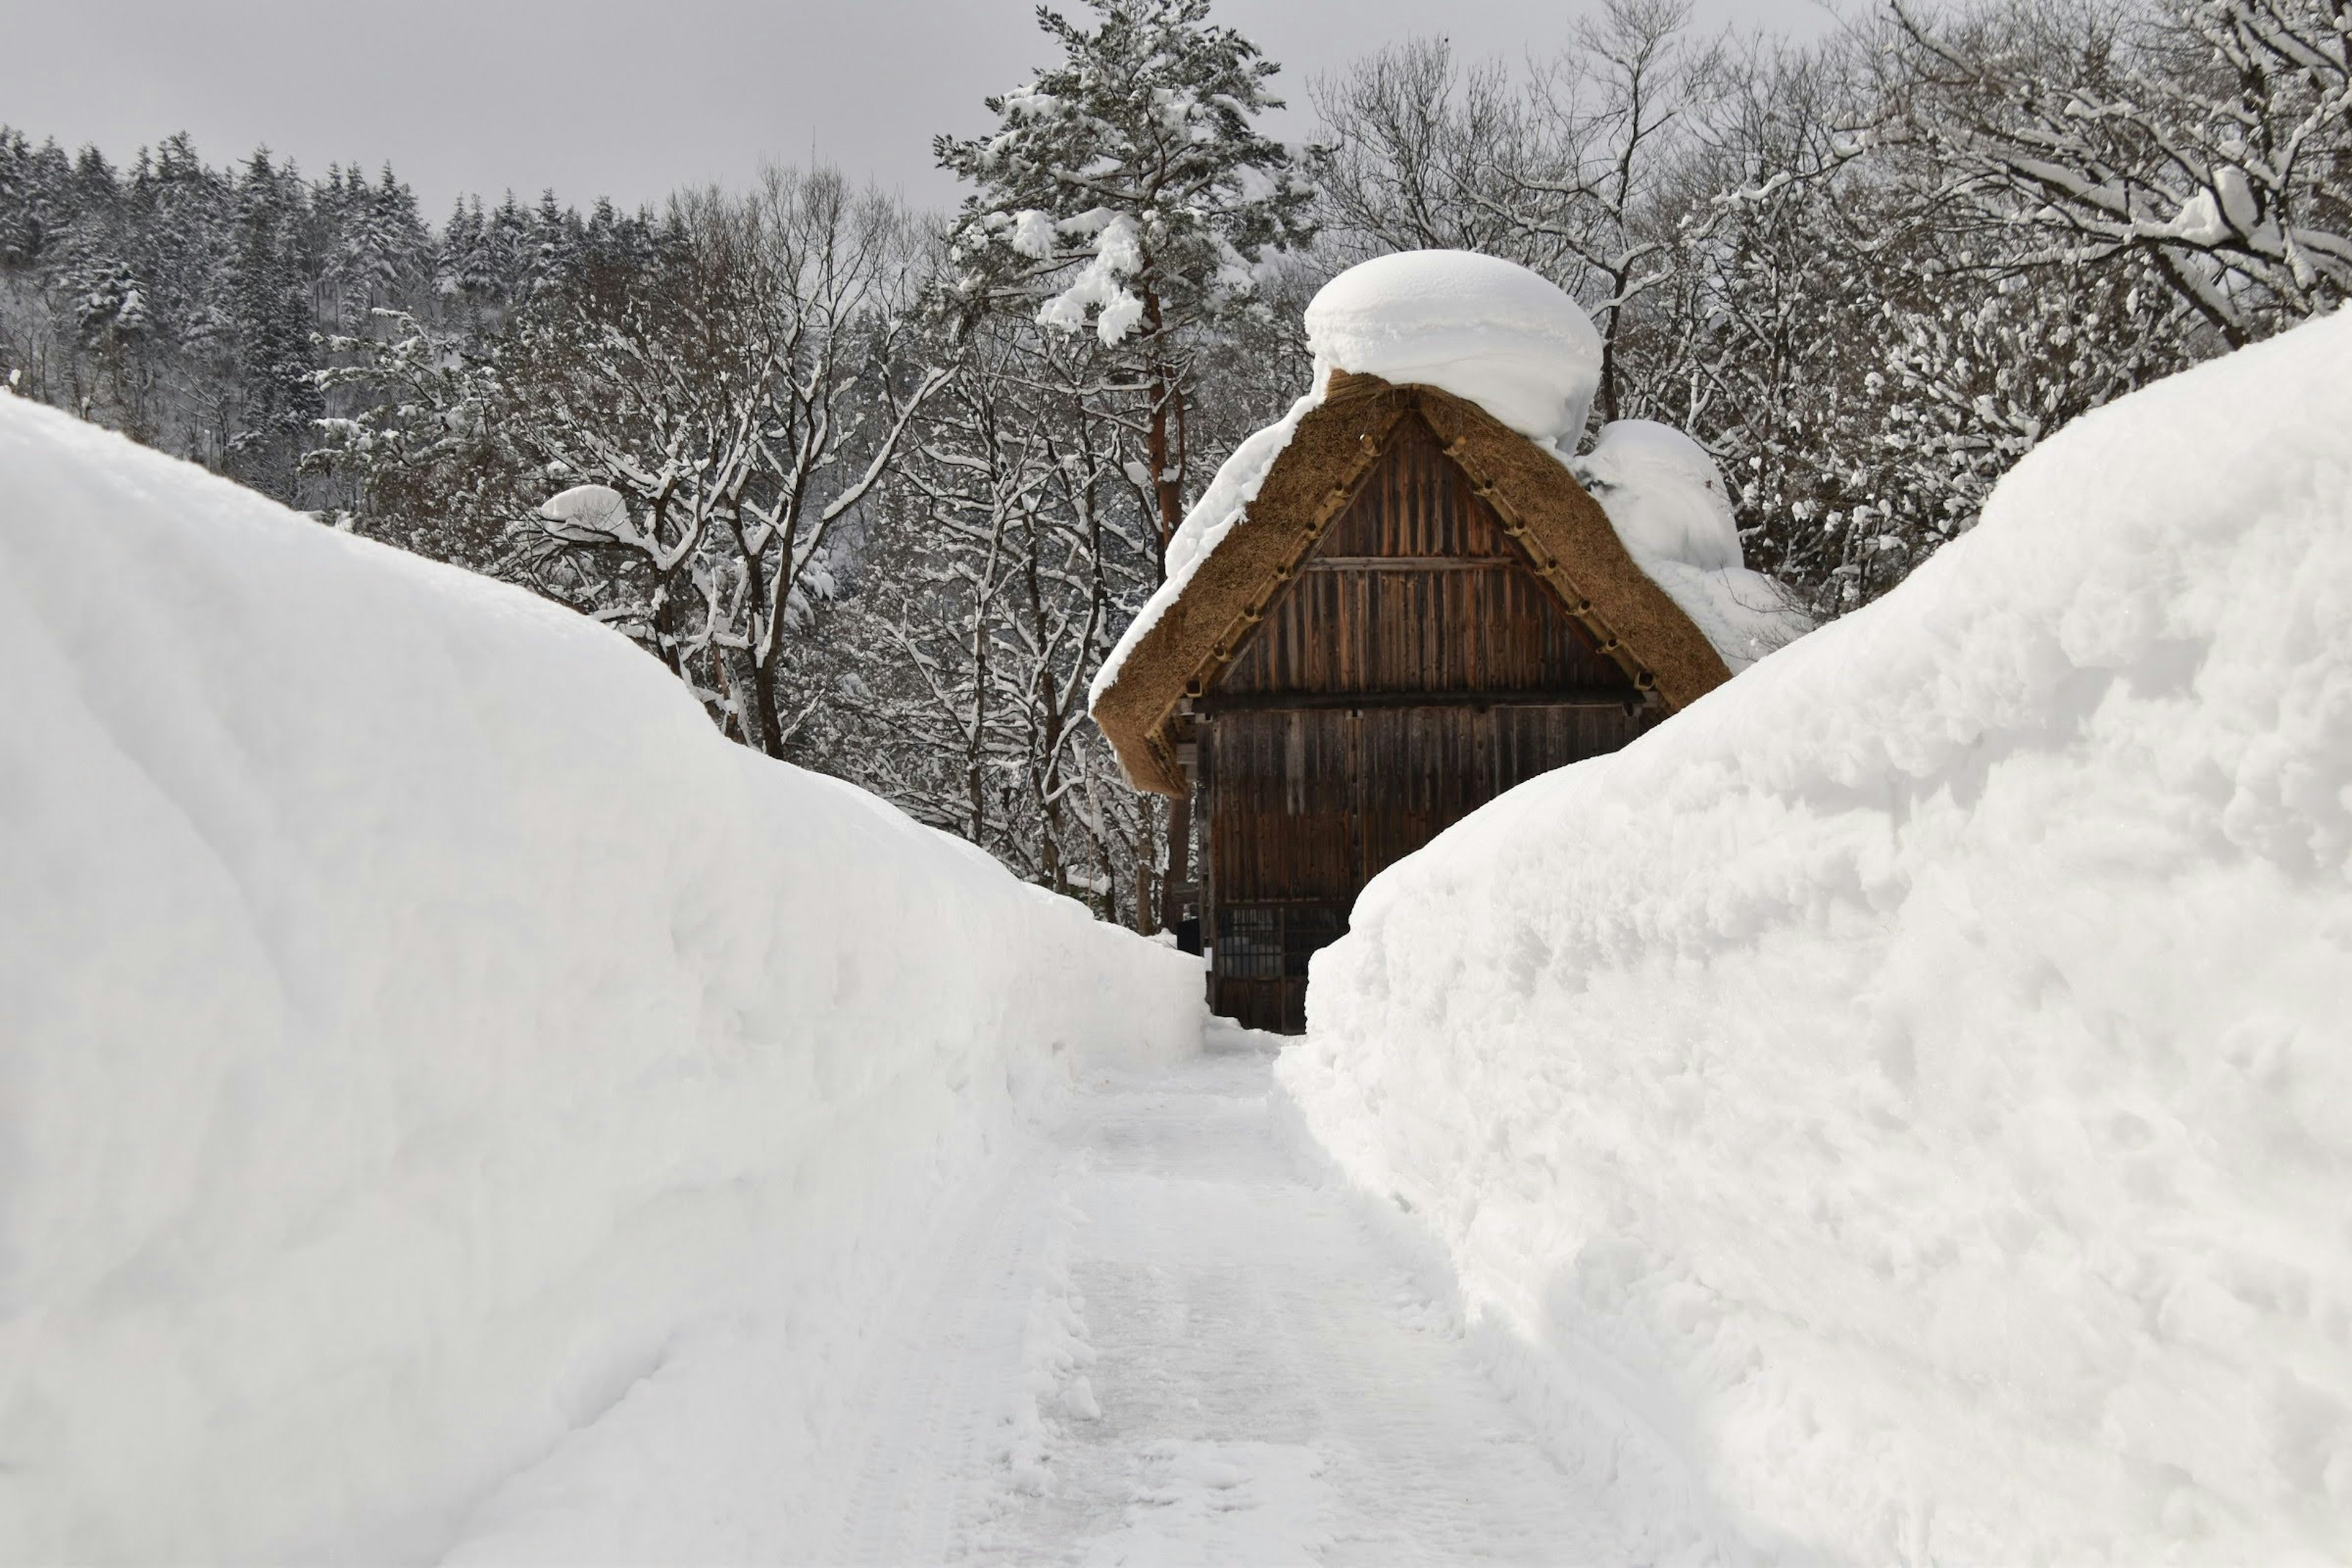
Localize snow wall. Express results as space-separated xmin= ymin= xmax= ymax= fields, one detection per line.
xmin=0 ymin=396 xmax=1204 ymax=1564
xmin=1280 ymin=310 xmax=2352 ymax=1566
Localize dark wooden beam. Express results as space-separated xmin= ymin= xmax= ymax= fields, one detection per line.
xmin=1193 ymin=687 xmax=1646 ymax=715
xmin=1300 ymin=556 xmax=1522 ymax=571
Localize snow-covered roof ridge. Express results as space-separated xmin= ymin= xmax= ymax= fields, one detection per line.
xmin=1091 ymin=251 xmax=1813 ymax=771
xmin=1304 ymin=249 xmax=1601 ymax=450
xmin=1096 ymin=251 xmax=1609 ymax=715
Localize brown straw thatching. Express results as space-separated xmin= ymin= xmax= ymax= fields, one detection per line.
xmin=1090 ymin=372 xmax=1736 ymax=796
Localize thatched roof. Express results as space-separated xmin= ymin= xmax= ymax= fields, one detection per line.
xmin=1091 ymin=372 xmax=1737 ymax=796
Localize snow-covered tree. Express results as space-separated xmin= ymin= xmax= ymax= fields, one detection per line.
xmin=936 ymin=0 xmax=1316 ymax=564
xmin=498 ymin=167 xmax=949 ymax=758
xmin=837 ymin=321 xmax=1166 ymax=921
xmin=937 ymin=0 xmax=1316 ymax=933
xmin=225 ymin=150 xmax=323 ymax=502
xmin=1882 ymin=0 xmax=2352 ymax=344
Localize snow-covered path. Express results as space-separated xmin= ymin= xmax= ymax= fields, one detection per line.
xmin=821 ymin=1033 xmax=1641 ymax=1567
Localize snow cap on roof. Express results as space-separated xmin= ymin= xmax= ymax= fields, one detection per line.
xmin=1572 ymin=420 xmax=1744 ymax=571
xmin=1574 ymin=419 xmax=1812 ymax=671
xmin=1305 ymin=250 xmax=1602 ymax=449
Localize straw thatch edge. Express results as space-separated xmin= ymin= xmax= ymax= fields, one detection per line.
xmin=1090 ymin=372 xmax=1735 ymax=795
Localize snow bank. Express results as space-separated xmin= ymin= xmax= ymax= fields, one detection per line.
xmin=1280 ymin=310 xmax=2352 ymax=1564
xmin=0 ymin=396 xmax=1202 ymax=1564
xmin=1305 ymin=249 xmax=1601 ymax=448
xmin=1574 ymin=420 xmax=1812 ymax=672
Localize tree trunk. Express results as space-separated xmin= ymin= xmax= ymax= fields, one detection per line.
xmin=1142 ymin=289 xmax=1184 ymax=573
xmin=1140 ymin=288 xmax=1191 ymax=918
xmin=747 ymin=650 xmax=788 ymax=759
xmin=1158 ymin=788 xmax=1190 ymax=936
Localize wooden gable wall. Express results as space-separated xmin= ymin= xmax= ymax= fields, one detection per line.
xmin=1196 ymin=412 xmax=1663 ymax=1033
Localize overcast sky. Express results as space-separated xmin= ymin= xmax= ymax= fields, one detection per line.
xmin=0 ymin=0 xmax=1838 ymax=218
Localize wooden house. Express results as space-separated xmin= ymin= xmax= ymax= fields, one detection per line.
xmin=1091 ymin=371 xmax=1738 ymax=1034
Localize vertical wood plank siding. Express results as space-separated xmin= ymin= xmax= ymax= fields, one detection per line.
xmin=1200 ymin=413 xmax=1662 ymax=1033
xmin=1218 ymin=420 xmax=1628 ymax=698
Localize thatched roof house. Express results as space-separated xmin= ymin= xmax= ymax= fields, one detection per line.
xmin=1088 ymin=251 xmax=1806 ymax=1031
xmin=1091 ymin=369 xmax=1738 ymax=797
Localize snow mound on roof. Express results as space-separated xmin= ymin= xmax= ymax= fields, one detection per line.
xmin=1279 ymin=308 xmax=2352 ymax=1565
xmin=0 ymin=394 xmax=1202 ymax=1564
xmin=1574 ymin=420 xmax=1812 ymax=671
xmin=1572 ymin=419 xmax=1741 ymax=568
xmin=1637 ymin=556 xmax=1811 ymax=673
xmin=1305 ymin=250 xmax=1602 ymax=448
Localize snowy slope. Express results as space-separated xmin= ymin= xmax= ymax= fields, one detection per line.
xmin=1279 ymin=311 xmax=2352 ymax=1564
xmin=0 ymin=395 xmax=1202 ymax=1564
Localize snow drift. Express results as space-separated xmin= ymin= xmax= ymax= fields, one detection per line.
xmin=1280 ymin=309 xmax=2352 ymax=1564
xmin=0 ymin=396 xmax=1202 ymax=1564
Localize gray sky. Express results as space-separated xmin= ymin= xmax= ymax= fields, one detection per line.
xmin=0 ymin=0 xmax=1837 ymax=218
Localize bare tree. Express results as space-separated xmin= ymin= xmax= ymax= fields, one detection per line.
xmin=1311 ymin=4 xmax=1726 ymax=426
xmin=506 ymin=167 xmax=950 ymax=756
xmin=837 ymin=321 xmax=1163 ymax=925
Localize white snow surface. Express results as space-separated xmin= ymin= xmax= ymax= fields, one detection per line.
xmin=1280 ymin=309 xmax=2352 ymax=1564
xmin=1305 ymin=250 xmax=1602 ymax=448
xmin=1572 ymin=420 xmax=1743 ymax=570
xmin=0 ymin=396 xmax=1202 ymax=1564
xmin=1574 ymin=420 xmax=1813 ymax=672
xmin=535 ymin=481 xmax=633 ymax=543
xmin=818 ymin=1036 xmax=1667 ymax=1566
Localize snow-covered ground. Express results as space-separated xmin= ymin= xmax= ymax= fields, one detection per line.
xmin=9 ymin=274 xmax=2350 ymax=1566
xmin=1281 ymin=309 xmax=2352 ymax=1564
xmin=0 ymin=394 xmax=1200 ymax=1564
xmin=817 ymin=1031 xmax=1663 ymax=1566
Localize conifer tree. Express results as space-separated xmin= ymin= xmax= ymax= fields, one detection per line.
xmin=226 ymin=150 xmax=322 ymax=501
xmin=936 ymin=0 xmax=1316 ymax=567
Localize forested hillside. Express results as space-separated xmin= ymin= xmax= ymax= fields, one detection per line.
xmin=4 ymin=0 xmax=2345 ymax=932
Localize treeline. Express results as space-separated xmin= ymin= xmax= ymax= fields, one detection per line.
xmin=0 ymin=130 xmax=660 ymax=499
xmin=2 ymin=0 xmax=2345 ymax=932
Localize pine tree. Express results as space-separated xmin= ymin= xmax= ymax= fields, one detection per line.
xmin=226 ymin=149 xmax=323 ymax=502
xmin=433 ymin=195 xmax=489 ymax=312
xmin=936 ymin=0 xmax=1316 ymax=566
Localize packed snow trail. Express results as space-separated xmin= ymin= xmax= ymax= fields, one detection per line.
xmin=821 ymin=1031 xmax=1646 ymax=1567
